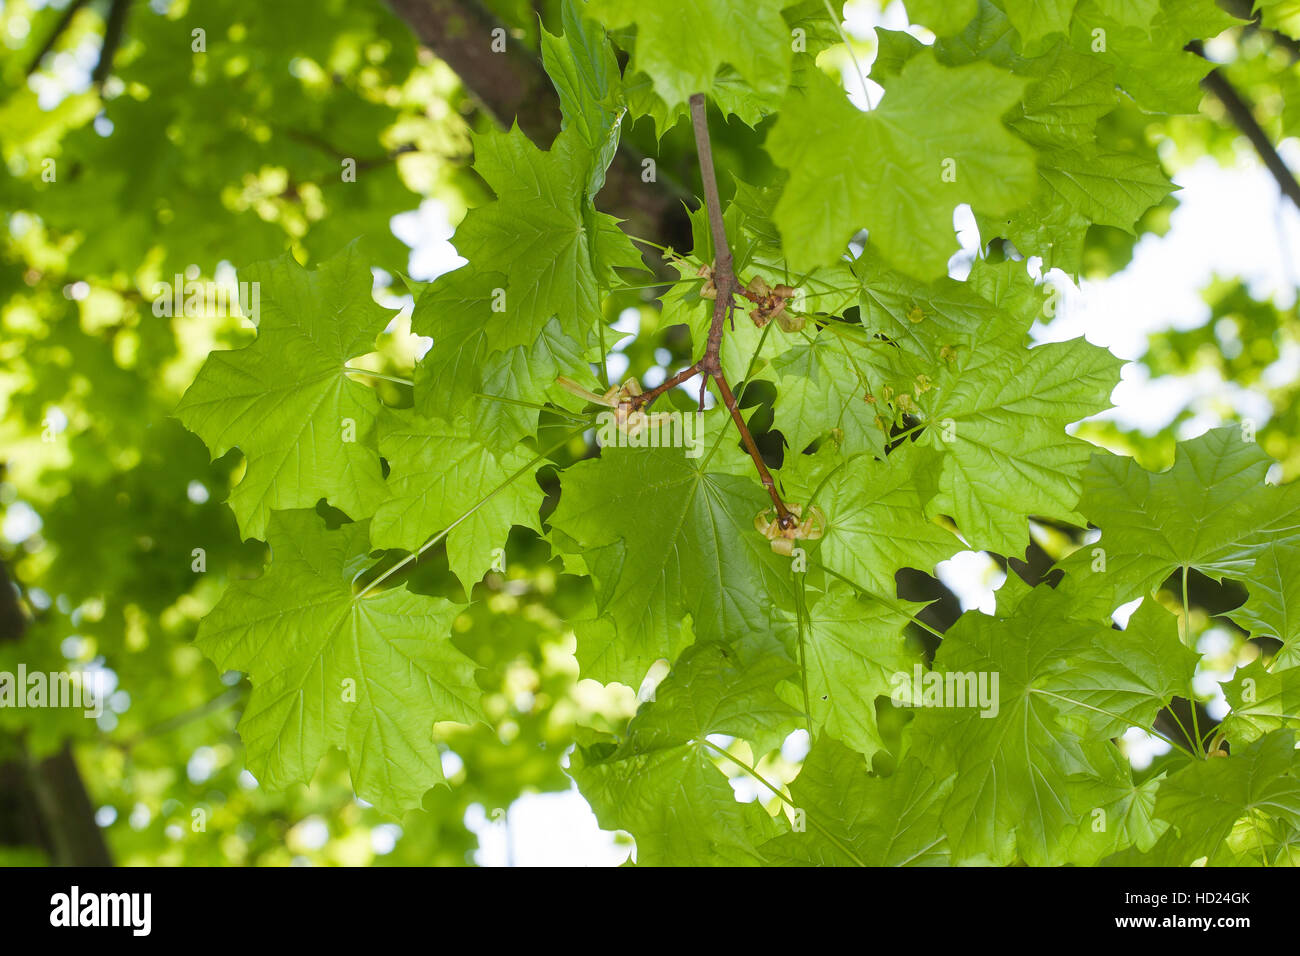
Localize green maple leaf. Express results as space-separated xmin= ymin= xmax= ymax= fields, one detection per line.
xmin=196 ymin=510 xmax=483 ymax=816
xmin=1092 ymin=0 xmax=1160 ymax=31
xmin=1256 ymin=0 xmax=1300 ymax=39
xmin=782 ymin=443 xmax=961 ymax=597
xmin=407 ymin=268 xmax=501 ymax=420
xmin=615 ymin=2 xmax=842 ymax=134
xmin=540 ymin=0 xmax=625 ymax=197
xmin=1044 ymin=598 xmax=1198 ymax=739
xmin=1000 ymin=0 xmax=1078 ymax=47
xmin=935 ymin=20 xmax=1170 ymax=272
xmin=586 ymin=0 xmax=795 ymax=111
xmin=761 ymin=740 xmax=952 ymax=866
xmin=1010 ymin=44 xmax=1118 ymax=148
xmin=768 ymin=52 xmax=1034 ymax=278
xmin=964 ymin=256 xmax=1050 ymax=329
xmin=918 ymin=332 xmax=1122 ymax=555
xmin=1228 ymin=539 xmax=1300 ymax=667
xmin=782 ymin=585 xmax=923 ymax=758
xmin=408 ymin=271 xmax=599 ymax=452
xmin=908 ymin=587 xmax=1127 ymax=865
xmin=987 ymin=145 xmax=1175 ymax=274
xmin=467 ymin=320 xmax=598 ymax=449
xmin=1056 ymin=427 xmax=1300 ymax=618
xmin=1154 ymin=730 xmax=1300 ymax=865
xmin=369 ymin=409 xmax=545 ymax=592
xmin=918 ymin=14 xmax=1170 ymax=273
xmin=1068 ymin=0 xmax=1243 ymax=114
xmin=451 ymin=125 xmax=640 ymax=351
xmin=1034 ymin=148 xmax=1172 ymax=224
xmin=570 ymin=642 xmax=798 ymax=865
xmin=856 ymin=253 xmax=1123 ymax=555
xmin=175 ymin=244 xmax=393 ymax=540
xmin=1220 ymin=660 xmax=1300 ymax=744
xmin=1065 ymin=744 xmax=1168 ymax=862
xmin=766 ymin=331 xmax=886 ymax=458
xmin=549 ymin=416 xmax=795 ymax=684
xmin=857 ymin=248 xmax=1027 ymax=363
xmin=902 ymin=0 xmax=977 ymax=36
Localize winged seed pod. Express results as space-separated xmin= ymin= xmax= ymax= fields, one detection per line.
xmin=754 ymin=504 xmax=826 ymax=554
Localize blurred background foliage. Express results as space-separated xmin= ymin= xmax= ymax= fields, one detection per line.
xmin=0 ymin=0 xmax=1296 ymax=864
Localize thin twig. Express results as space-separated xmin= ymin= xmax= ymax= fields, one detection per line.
xmin=689 ymin=93 xmax=739 ymax=371
xmin=1190 ymin=41 xmax=1300 ymax=210
xmin=629 ymin=361 xmax=703 ymax=410
xmin=91 ymin=0 xmax=130 ymax=89
xmin=686 ymin=93 xmax=795 ymax=527
xmin=113 ymin=686 xmax=246 ymax=752
xmin=712 ymin=368 xmax=788 ymax=518
xmin=25 ymin=0 xmax=92 ymax=76
xmin=821 ymin=0 xmax=873 ymax=108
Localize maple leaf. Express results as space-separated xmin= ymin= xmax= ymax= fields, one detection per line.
xmin=921 ymin=10 xmax=1174 ymax=273
xmin=1220 ymin=660 xmax=1300 ymax=744
xmin=761 ymin=740 xmax=952 ymax=866
xmin=907 ymin=587 xmax=1131 ymax=865
xmin=408 ymin=272 xmax=600 ymax=452
xmin=986 ymin=144 xmax=1175 ymax=274
xmin=1228 ymin=538 xmax=1300 ymax=667
xmin=768 ymin=52 xmax=1035 ymax=278
xmin=765 ymin=331 xmax=886 ymax=458
xmin=780 ymin=443 xmax=961 ymax=597
xmin=585 ymin=0 xmax=795 ymax=111
xmin=781 ymin=584 xmax=924 ymax=758
xmin=918 ymin=330 xmax=1123 ymax=555
xmin=1065 ymin=744 xmax=1168 ymax=862
xmin=196 ymin=510 xmax=483 ymax=816
xmin=1056 ymin=427 xmax=1300 ymax=618
xmin=1154 ymin=730 xmax=1300 ymax=865
xmin=449 ymin=125 xmax=640 ymax=351
xmin=540 ymin=1 xmax=625 ymax=197
xmin=570 ymin=642 xmax=798 ymax=865
xmin=902 ymin=0 xmax=977 ymax=36
xmin=549 ymin=416 xmax=796 ymax=685
xmin=1000 ymin=0 xmax=1078 ymax=47
xmin=1045 ymin=598 xmax=1198 ymax=739
xmin=175 ymin=243 xmax=393 ymax=540
xmin=369 ymin=409 xmax=545 ymax=592
xmin=857 ymin=248 xmax=1026 ymax=362
xmin=1066 ymin=0 xmax=1244 ymax=114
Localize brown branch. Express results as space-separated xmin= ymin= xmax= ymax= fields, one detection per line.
xmin=712 ymin=367 xmax=790 ymax=521
xmin=689 ymin=94 xmax=739 ymax=375
xmin=25 ymin=0 xmax=91 ymax=76
xmin=91 ymin=0 xmax=131 ymax=89
xmin=1190 ymin=40 xmax=1300 ymax=210
xmin=630 ymin=361 xmax=703 ymax=410
xmin=684 ymin=94 xmax=794 ymax=527
xmin=0 ymin=559 xmax=113 ymax=866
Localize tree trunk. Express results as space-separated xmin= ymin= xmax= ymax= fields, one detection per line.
xmin=0 ymin=558 xmax=112 ymax=866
